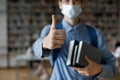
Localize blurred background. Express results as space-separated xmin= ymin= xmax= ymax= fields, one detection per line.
xmin=0 ymin=0 xmax=120 ymax=80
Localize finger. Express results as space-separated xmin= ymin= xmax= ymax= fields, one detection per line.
xmin=73 ymin=67 xmax=83 ymax=71
xmin=78 ymin=70 xmax=88 ymax=75
xmin=54 ymin=44 xmax=62 ymax=49
xmin=73 ymin=67 xmax=90 ymax=76
xmin=54 ymin=40 xmax=64 ymax=45
xmin=51 ymin=14 xmax=57 ymax=30
xmin=50 ymin=44 xmax=62 ymax=50
xmin=78 ymin=71 xmax=90 ymax=76
xmin=85 ymin=56 xmax=93 ymax=64
xmin=55 ymin=30 xmax=66 ymax=35
xmin=73 ymin=67 xmax=79 ymax=71
xmin=55 ymin=35 xmax=66 ymax=40
xmin=73 ymin=68 xmax=88 ymax=75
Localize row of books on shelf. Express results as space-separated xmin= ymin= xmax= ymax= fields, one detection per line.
xmin=8 ymin=8 xmax=117 ymax=15
xmin=8 ymin=1 xmax=118 ymax=7
xmin=8 ymin=13 xmax=118 ymax=20
xmin=8 ymin=41 xmax=30 ymax=47
xmin=8 ymin=16 xmax=118 ymax=24
xmin=8 ymin=0 xmax=117 ymax=5
xmin=8 ymin=33 xmax=39 ymax=41
xmin=8 ymin=25 xmax=118 ymax=32
xmin=8 ymin=3 xmax=57 ymax=8
xmin=99 ymin=0 xmax=118 ymax=4
xmin=8 ymin=0 xmax=56 ymax=4
xmin=8 ymin=48 xmax=27 ymax=54
xmin=8 ymin=14 xmax=118 ymax=21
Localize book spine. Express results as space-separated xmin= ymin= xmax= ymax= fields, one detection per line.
xmin=72 ymin=45 xmax=78 ymax=65
xmin=66 ymin=40 xmax=75 ymax=65
xmin=76 ymin=41 xmax=83 ymax=63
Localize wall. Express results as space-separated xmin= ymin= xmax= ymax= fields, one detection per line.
xmin=0 ymin=0 xmax=8 ymax=67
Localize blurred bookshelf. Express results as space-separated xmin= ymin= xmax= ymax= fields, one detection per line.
xmin=7 ymin=0 xmax=61 ymax=55
xmin=7 ymin=0 xmax=119 ymax=55
xmin=7 ymin=0 xmax=58 ymax=67
xmin=83 ymin=0 xmax=119 ymax=37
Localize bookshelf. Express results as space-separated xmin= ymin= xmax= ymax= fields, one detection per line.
xmin=82 ymin=0 xmax=120 ymax=51
xmin=7 ymin=0 xmax=119 ymax=54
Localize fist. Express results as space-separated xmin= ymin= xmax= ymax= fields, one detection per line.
xmin=43 ymin=15 xmax=66 ymax=50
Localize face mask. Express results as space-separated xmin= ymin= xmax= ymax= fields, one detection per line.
xmin=61 ymin=5 xmax=82 ymax=19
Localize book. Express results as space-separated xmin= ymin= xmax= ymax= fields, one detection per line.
xmin=66 ymin=40 xmax=102 ymax=67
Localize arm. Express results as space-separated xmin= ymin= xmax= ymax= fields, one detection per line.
xmin=32 ymin=25 xmax=51 ymax=58
xmin=96 ymin=29 xmax=117 ymax=79
xmin=33 ymin=15 xmax=66 ymax=58
xmin=73 ymin=29 xmax=116 ymax=79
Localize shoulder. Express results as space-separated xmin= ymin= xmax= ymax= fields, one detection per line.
xmin=42 ymin=24 xmax=51 ymax=31
xmin=40 ymin=24 xmax=51 ymax=36
xmin=85 ymin=25 xmax=103 ymax=36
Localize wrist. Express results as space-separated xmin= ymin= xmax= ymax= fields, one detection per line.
xmin=43 ymin=37 xmax=48 ymax=49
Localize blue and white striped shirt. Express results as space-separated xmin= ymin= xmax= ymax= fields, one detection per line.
xmin=33 ymin=19 xmax=116 ymax=80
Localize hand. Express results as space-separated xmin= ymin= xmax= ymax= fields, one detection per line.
xmin=73 ymin=56 xmax=103 ymax=76
xmin=43 ymin=15 xmax=66 ymax=50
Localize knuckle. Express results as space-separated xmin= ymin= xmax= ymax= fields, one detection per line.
xmin=53 ymin=29 xmax=57 ymax=33
xmin=64 ymin=35 xmax=66 ymax=38
xmin=61 ymin=35 xmax=65 ymax=40
xmin=61 ymin=40 xmax=64 ymax=44
xmin=63 ymin=36 xmax=65 ymax=39
xmin=56 ymin=45 xmax=61 ymax=48
xmin=59 ymin=45 xmax=62 ymax=48
xmin=62 ymin=31 xmax=66 ymax=34
xmin=55 ymin=45 xmax=60 ymax=49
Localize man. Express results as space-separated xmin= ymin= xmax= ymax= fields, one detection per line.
xmin=33 ymin=0 xmax=116 ymax=80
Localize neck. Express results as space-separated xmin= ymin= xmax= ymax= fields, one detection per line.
xmin=64 ymin=16 xmax=80 ymax=26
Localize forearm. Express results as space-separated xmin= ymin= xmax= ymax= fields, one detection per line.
xmin=95 ymin=29 xmax=117 ymax=79
xmin=97 ymin=57 xmax=117 ymax=79
xmin=33 ymin=38 xmax=51 ymax=58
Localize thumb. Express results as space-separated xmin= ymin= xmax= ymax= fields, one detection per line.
xmin=51 ymin=14 xmax=57 ymax=29
xmin=85 ymin=56 xmax=93 ymax=64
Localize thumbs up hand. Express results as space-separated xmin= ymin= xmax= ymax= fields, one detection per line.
xmin=43 ymin=15 xmax=66 ymax=50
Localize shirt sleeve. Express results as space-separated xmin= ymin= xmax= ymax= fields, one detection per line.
xmin=95 ymin=28 xmax=117 ymax=79
xmin=32 ymin=25 xmax=51 ymax=58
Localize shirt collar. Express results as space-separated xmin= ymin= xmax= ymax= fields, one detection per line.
xmin=62 ymin=19 xmax=84 ymax=32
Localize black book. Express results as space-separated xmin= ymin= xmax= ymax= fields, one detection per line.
xmin=66 ymin=40 xmax=102 ymax=67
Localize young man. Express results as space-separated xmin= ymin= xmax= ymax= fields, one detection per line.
xmin=33 ymin=0 xmax=116 ymax=80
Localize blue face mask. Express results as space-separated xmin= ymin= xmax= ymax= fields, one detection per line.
xmin=61 ymin=5 xmax=82 ymax=19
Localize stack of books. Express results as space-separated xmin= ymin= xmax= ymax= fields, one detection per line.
xmin=66 ymin=40 xmax=102 ymax=67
